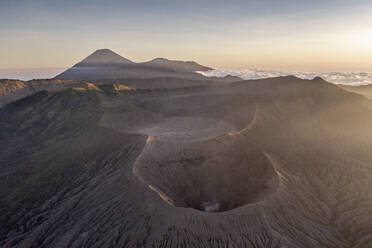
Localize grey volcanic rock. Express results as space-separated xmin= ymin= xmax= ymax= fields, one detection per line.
xmin=1 ymin=76 xmax=372 ymax=247
xmin=56 ymin=49 xmax=213 ymax=80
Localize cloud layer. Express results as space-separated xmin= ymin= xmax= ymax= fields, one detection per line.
xmin=0 ymin=68 xmax=66 ymax=81
xmin=198 ymin=69 xmax=372 ymax=86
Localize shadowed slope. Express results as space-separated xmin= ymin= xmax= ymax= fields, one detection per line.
xmin=134 ymin=135 xmax=279 ymax=212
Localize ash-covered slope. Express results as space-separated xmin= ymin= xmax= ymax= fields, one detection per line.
xmin=0 ymin=79 xmax=88 ymax=107
xmin=0 ymin=79 xmax=32 ymax=107
xmin=56 ymin=49 xmax=212 ymax=80
xmin=1 ymin=77 xmax=372 ymax=247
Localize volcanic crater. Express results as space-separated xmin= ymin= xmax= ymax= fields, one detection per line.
xmin=133 ymin=117 xmax=279 ymax=212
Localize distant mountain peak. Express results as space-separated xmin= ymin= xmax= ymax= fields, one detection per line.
xmin=75 ymin=49 xmax=134 ymax=67
xmin=143 ymin=57 xmax=212 ymax=72
xmin=56 ymin=49 xmax=212 ymax=80
xmin=150 ymin=57 xmax=199 ymax=64
xmin=151 ymin=57 xmax=169 ymax=61
xmin=94 ymin=48 xmax=115 ymax=53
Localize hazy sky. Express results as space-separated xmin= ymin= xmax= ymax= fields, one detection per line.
xmin=1 ymin=0 xmax=372 ymax=73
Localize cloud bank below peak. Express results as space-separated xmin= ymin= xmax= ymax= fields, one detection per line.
xmin=197 ymin=69 xmax=372 ymax=86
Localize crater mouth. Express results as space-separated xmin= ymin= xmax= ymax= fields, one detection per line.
xmin=134 ymin=128 xmax=279 ymax=213
xmin=135 ymin=117 xmax=237 ymax=143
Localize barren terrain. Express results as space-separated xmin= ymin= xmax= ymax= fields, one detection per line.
xmin=1 ymin=76 xmax=372 ymax=247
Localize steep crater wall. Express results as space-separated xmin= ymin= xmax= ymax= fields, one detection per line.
xmin=134 ymin=129 xmax=279 ymax=212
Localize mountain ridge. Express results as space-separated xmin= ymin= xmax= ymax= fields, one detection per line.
xmin=56 ymin=49 xmax=213 ymax=80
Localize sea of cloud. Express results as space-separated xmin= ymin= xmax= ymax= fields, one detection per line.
xmin=197 ymin=69 xmax=372 ymax=86
xmin=0 ymin=68 xmax=66 ymax=81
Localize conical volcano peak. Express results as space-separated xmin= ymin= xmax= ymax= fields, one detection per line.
xmin=55 ymin=48 xmax=213 ymax=79
xmin=76 ymin=49 xmax=134 ymax=66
